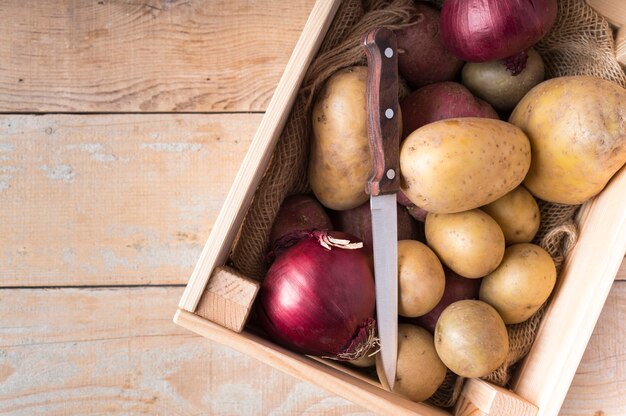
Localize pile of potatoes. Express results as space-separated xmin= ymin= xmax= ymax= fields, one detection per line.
xmin=291 ymin=1 xmax=626 ymax=405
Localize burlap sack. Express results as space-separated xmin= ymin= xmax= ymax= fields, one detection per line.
xmin=228 ymin=0 xmax=624 ymax=409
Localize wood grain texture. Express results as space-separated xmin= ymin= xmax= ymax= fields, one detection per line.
xmin=453 ymin=379 xmax=537 ymax=416
xmin=0 ymin=114 xmax=256 ymax=286
xmin=560 ymin=282 xmax=626 ymax=415
xmin=585 ymin=0 xmax=626 ymax=26
xmin=0 ymin=0 xmax=315 ymax=112
xmin=0 ymin=286 xmax=373 ymax=415
xmin=195 ymin=265 xmax=260 ymax=332
xmin=512 ymin=166 xmax=626 ymax=416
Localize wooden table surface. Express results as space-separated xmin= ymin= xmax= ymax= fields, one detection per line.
xmin=0 ymin=1 xmax=624 ymax=415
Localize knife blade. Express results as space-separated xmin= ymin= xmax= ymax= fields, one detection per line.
xmin=362 ymin=27 xmax=400 ymax=392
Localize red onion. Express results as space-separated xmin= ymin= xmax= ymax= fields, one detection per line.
xmin=257 ymin=230 xmax=376 ymax=360
xmin=440 ymin=0 xmax=557 ymax=63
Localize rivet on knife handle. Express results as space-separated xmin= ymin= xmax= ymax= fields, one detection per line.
xmin=363 ymin=27 xmax=400 ymax=197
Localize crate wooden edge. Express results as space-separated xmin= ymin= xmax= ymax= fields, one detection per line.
xmin=177 ymin=0 xmax=342 ymax=312
xmin=173 ymin=308 xmax=449 ymax=416
xmin=511 ymin=165 xmax=626 ymax=416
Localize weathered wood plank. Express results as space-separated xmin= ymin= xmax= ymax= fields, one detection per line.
xmin=0 ymin=114 xmax=256 ymax=286
xmin=0 ymin=286 xmax=372 ymax=415
xmin=0 ymin=0 xmax=314 ymax=112
xmin=1 ymin=284 xmax=624 ymax=415
xmin=560 ymin=281 xmax=626 ymax=415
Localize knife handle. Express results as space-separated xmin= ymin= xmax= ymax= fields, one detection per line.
xmin=363 ymin=28 xmax=400 ymax=197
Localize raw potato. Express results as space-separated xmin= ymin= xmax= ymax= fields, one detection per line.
xmin=425 ymin=209 xmax=505 ymax=278
xmin=400 ymin=118 xmax=531 ymax=214
xmin=309 ymin=66 xmax=371 ymax=210
xmin=376 ymin=324 xmax=446 ymax=402
xmin=481 ymin=186 xmax=540 ymax=245
xmin=461 ymin=48 xmax=545 ymax=112
xmin=480 ymin=243 xmax=557 ymax=324
xmin=434 ymin=300 xmax=509 ymax=378
xmin=397 ymin=240 xmax=445 ymax=317
xmin=509 ymin=75 xmax=626 ymax=204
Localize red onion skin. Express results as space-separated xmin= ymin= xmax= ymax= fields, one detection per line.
xmin=440 ymin=0 xmax=557 ymax=62
xmin=257 ymin=231 xmax=375 ymax=358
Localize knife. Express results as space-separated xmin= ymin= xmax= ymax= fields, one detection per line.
xmin=362 ymin=27 xmax=400 ymax=391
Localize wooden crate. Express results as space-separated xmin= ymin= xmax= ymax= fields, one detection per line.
xmin=173 ymin=1 xmax=626 ymax=415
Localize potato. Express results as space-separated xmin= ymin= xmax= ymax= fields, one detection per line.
xmin=480 ymin=186 xmax=540 ymax=245
xmin=400 ymin=118 xmax=531 ymax=214
xmin=400 ymin=82 xmax=498 ymax=137
xmin=434 ymin=300 xmax=509 ymax=378
xmin=425 ymin=209 xmax=505 ymax=279
xmin=509 ymin=75 xmax=626 ymax=204
xmin=269 ymin=194 xmax=333 ymax=247
xmin=396 ymin=2 xmax=463 ymax=88
xmin=479 ymin=243 xmax=556 ymax=324
xmin=309 ymin=66 xmax=372 ymax=210
xmin=410 ymin=268 xmax=482 ymax=333
xmin=376 ymin=324 xmax=446 ymax=401
xmin=462 ymin=48 xmax=545 ymax=113
xmin=397 ymin=240 xmax=445 ymax=317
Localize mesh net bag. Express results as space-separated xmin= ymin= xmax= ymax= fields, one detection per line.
xmin=227 ymin=0 xmax=625 ymax=409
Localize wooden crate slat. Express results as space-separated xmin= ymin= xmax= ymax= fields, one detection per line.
xmin=0 ymin=113 xmax=256 ymax=286
xmin=0 ymin=0 xmax=314 ymax=112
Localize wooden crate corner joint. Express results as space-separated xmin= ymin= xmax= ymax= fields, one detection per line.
xmin=194 ymin=265 xmax=261 ymax=333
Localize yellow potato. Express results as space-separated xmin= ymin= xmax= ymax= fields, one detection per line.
xmin=479 ymin=243 xmax=557 ymax=324
xmin=434 ymin=300 xmax=509 ymax=378
xmin=376 ymin=324 xmax=446 ymax=402
xmin=425 ymin=209 xmax=505 ymax=278
xmin=397 ymin=240 xmax=445 ymax=317
xmin=481 ymin=186 xmax=540 ymax=245
xmin=509 ymin=75 xmax=626 ymax=204
xmin=309 ymin=66 xmax=371 ymax=211
xmin=400 ymin=117 xmax=531 ymax=214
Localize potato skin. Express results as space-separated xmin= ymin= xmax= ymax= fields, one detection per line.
xmin=309 ymin=66 xmax=371 ymax=210
xmin=397 ymin=240 xmax=445 ymax=317
xmin=425 ymin=209 xmax=505 ymax=279
xmin=434 ymin=300 xmax=509 ymax=378
xmin=479 ymin=243 xmax=556 ymax=324
xmin=481 ymin=186 xmax=540 ymax=245
xmin=400 ymin=118 xmax=531 ymax=214
xmin=377 ymin=324 xmax=446 ymax=402
xmin=509 ymin=75 xmax=626 ymax=204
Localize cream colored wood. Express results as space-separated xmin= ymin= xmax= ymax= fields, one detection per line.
xmin=454 ymin=379 xmax=537 ymax=416
xmin=511 ymin=166 xmax=626 ymax=416
xmin=194 ymin=265 xmax=260 ymax=333
xmin=560 ymin=282 xmax=626 ymax=415
xmin=0 ymin=114 xmax=257 ymax=286
xmin=0 ymin=0 xmax=315 ymax=112
xmin=0 ymin=287 xmax=373 ymax=415
xmin=174 ymin=309 xmax=451 ymax=416
xmin=178 ymin=0 xmax=343 ymax=312
xmin=585 ymin=0 xmax=626 ymax=26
